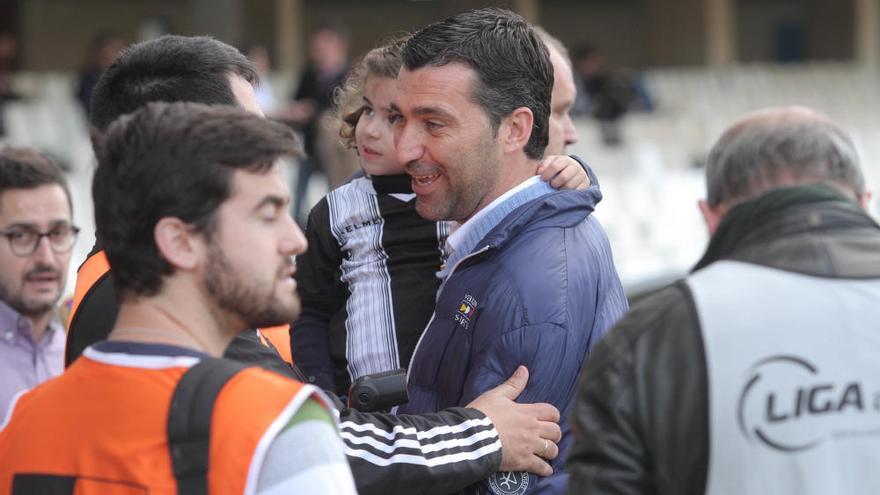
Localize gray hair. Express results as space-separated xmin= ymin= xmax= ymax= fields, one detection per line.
xmin=532 ymin=26 xmax=570 ymax=64
xmin=706 ymin=107 xmax=865 ymax=208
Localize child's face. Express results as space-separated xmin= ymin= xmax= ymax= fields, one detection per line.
xmin=355 ymin=75 xmax=405 ymax=176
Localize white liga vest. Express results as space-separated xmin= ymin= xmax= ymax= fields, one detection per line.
xmin=688 ymin=261 xmax=880 ymax=494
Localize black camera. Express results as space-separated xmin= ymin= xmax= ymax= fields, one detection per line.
xmin=348 ymin=369 xmax=409 ymax=412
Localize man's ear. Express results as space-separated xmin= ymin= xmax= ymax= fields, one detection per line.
xmin=500 ymin=107 xmax=534 ymax=154
xmin=154 ymin=217 xmax=202 ymax=271
xmin=698 ymin=199 xmax=725 ymax=236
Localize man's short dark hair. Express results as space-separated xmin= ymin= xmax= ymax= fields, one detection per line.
xmin=92 ymin=102 xmax=300 ymax=298
xmin=0 ymin=147 xmax=71 ymax=211
xmin=401 ymin=8 xmax=552 ymax=160
xmin=706 ymin=107 xmax=865 ymax=208
xmin=89 ymin=35 xmax=257 ymax=130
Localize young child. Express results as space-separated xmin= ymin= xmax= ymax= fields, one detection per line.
xmin=292 ymin=38 xmax=592 ymax=397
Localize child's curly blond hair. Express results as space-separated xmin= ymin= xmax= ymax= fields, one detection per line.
xmin=334 ymin=36 xmax=408 ymax=150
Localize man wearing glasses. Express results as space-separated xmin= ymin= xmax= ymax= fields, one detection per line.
xmin=0 ymin=147 xmax=78 ymax=414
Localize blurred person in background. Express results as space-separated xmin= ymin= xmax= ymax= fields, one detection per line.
xmin=570 ymin=43 xmax=653 ymax=146
xmin=282 ymin=22 xmax=352 ymax=221
xmin=0 ymin=31 xmax=19 ymax=100
xmin=75 ymin=31 xmax=125 ymax=114
xmin=568 ymin=106 xmax=880 ymax=495
xmin=0 ymin=31 xmax=21 ymax=136
xmin=0 ymin=147 xmax=76 ymax=414
xmin=65 ymin=34 xmax=567 ymax=495
xmin=245 ymin=42 xmax=280 ymax=115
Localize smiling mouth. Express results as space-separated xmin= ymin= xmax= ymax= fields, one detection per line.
xmin=412 ymin=173 xmax=440 ymax=187
xmin=279 ymin=263 xmax=296 ymax=280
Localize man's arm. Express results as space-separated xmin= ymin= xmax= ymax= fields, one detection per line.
xmin=567 ymin=283 xmax=709 ymax=495
xmin=291 ymin=198 xmax=345 ymax=392
xmin=341 ymin=368 xmax=561 ymax=495
xmin=462 ymin=320 xmax=600 ymax=493
xmin=258 ymin=398 xmax=358 ymax=494
xmin=466 ymin=366 xmax=561 ymax=474
xmin=565 ymin=333 xmax=648 ymax=495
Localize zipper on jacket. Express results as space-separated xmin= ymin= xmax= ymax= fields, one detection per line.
xmin=407 ymin=245 xmax=492 ymax=385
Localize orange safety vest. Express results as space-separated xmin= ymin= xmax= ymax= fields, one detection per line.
xmin=257 ymin=325 xmax=293 ymax=364
xmin=0 ymin=348 xmax=320 ymax=495
xmin=67 ymin=250 xmax=294 ymax=365
xmin=67 ymin=250 xmax=110 ymax=329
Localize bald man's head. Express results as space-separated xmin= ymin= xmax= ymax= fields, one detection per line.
xmin=533 ymin=26 xmax=578 ymax=156
xmin=699 ymin=106 xmax=868 ymax=233
xmin=545 ymin=44 xmax=578 ymax=155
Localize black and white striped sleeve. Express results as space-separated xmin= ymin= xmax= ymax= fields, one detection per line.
xmin=338 ymin=407 xmax=502 ymax=495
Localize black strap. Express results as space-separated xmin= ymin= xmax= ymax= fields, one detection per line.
xmin=167 ymin=357 xmax=247 ymax=495
xmin=223 ymin=330 xmax=304 ymax=380
xmin=12 ymin=474 xmax=75 ymax=495
xmin=65 ymin=270 xmax=119 ymax=367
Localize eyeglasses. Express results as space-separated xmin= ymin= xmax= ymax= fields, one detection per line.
xmin=0 ymin=225 xmax=80 ymax=257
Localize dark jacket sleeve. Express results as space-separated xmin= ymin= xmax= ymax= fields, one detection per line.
xmin=566 ymin=282 xmax=709 ymax=495
xmin=340 ymin=406 xmax=502 ymax=495
xmin=292 ymin=198 xmax=347 ymax=391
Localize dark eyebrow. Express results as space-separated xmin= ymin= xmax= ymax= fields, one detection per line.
xmin=253 ymin=194 xmax=290 ymax=212
xmin=362 ymin=95 xmax=374 ymax=107
xmin=389 ymin=102 xmax=402 ymax=114
xmin=412 ymin=106 xmax=455 ymax=121
xmin=2 ymin=222 xmax=38 ymax=231
xmin=3 ymin=220 xmax=71 ymax=231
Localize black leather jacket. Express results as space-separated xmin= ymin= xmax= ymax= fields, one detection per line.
xmin=566 ymin=190 xmax=880 ymax=494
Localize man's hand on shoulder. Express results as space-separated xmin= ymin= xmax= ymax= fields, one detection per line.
xmin=536 ymin=155 xmax=590 ymax=190
xmin=467 ymin=366 xmax=562 ymax=477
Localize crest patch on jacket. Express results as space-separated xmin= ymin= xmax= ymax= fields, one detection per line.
xmin=454 ymin=294 xmax=478 ymax=330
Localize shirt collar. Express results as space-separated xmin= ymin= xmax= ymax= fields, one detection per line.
xmin=447 ymin=176 xmax=544 ymax=255
xmin=91 ymin=340 xmax=210 ymax=359
xmin=0 ymin=298 xmax=62 ymax=343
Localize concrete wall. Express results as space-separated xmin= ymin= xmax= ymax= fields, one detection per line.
xmin=645 ymin=0 xmax=707 ymax=66
xmin=18 ymin=0 xmax=193 ymax=70
xmin=541 ymin=0 xmax=648 ymax=68
xmin=738 ymin=0 xmax=854 ymax=62
xmin=11 ymin=0 xmax=863 ymax=70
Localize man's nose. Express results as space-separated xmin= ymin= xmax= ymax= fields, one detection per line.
xmin=565 ymin=115 xmax=578 ymax=146
xmin=281 ymin=215 xmax=308 ymax=257
xmin=31 ymin=235 xmax=56 ymax=263
xmin=394 ymin=123 xmax=423 ymax=167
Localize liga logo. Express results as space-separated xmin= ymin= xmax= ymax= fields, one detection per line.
xmin=737 ymin=354 xmax=880 ymax=452
xmin=488 ymin=471 xmax=529 ymax=495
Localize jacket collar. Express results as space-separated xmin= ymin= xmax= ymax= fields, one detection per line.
xmin=477 ymin=184 xmax=603 ymax=253
xmin=693 ymin=184 xmax=879 ymax=272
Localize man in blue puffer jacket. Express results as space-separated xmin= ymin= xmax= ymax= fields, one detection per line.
xmin=392 ymin=8 xmax=629 ymax=495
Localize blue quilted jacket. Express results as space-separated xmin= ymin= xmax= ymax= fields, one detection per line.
xmin=399 ymin=186 xmax=629 ymax=494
